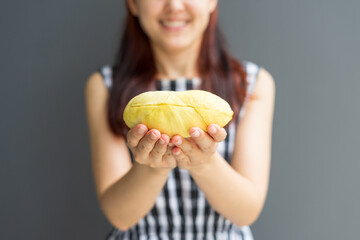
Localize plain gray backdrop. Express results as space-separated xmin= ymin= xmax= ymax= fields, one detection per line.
xmin=1 ymin=0 xmax=359 ymax=239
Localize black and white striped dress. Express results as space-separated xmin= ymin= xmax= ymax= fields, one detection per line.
xmin=99 ymin=61 xmax=261 ymax=240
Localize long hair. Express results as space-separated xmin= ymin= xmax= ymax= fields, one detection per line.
xmin=108 ymin=4 xmax=248 ymax=137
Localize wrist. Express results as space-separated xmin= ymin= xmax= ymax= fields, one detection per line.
xmin=188 ymin=152 xmax=220 ymax=177
xmin=133 ymin=161 xmax=173 ymax=176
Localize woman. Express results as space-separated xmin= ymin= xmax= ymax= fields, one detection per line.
xmin=85 ymin=0 xmax=275 ymax=239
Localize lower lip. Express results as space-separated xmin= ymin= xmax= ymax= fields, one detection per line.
xmin=160 ymin=21 xmax=189 ymax=32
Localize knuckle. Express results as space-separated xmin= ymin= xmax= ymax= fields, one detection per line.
xmin=126 ymin=137 xmax=134 ymax=147
xmin=185 ymin=144 xmax=194 ymax=154
xmin=152 ymin=148 xmax=162 ymax=156
xmin=135 ymin=157 xmax=145 ymax=165
xmin=139 ymin=143 xmax=146 ymax=150
xmin=154 ymin=145 xmax=166 ymax=156
xmin=127 ymin=141 xmax=136 ymax=148
xmin=220 ymin=130 xmax=227 ymax=140
xmin=133 ymin=153 xmax=146 ymax=163
xmin=139 ymin=143 xmax=151 ymax=152
xmin=163 ymin=154 xmax=173 ymax=162
xmin=127 ymin=130 xmax=136 ymax=140
xmin=149 ymin=163 xmax=156 ymax=168
xmin=126 ymin=131 xmax=132 ymax=139
xmin=202 ymin=142 xmax=216 ymax=152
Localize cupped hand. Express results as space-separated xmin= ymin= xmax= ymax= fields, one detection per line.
xmin=126 ymin=124 xmax=176 ymax=174
xmin=170 ymin=124 xmax=227 ymax=171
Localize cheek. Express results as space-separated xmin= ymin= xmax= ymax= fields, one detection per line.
xmin=136 ymin=3 xmax=162 ymax=33
xmin=137 ymin=13 xmax=159 ymax=37
xmin=193 ymin=13 xmax=211 ymax=34
xmin=188 ymin=3 xmax=212 ymax=29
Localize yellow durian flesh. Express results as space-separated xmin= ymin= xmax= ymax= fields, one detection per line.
xmin=123 ymin=90 xmax=233 ymax=138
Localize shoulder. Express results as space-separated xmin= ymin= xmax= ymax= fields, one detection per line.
xmin=253 ymin=67 xmax=276 ymax=101
xmin=84 ymin=65 xmax=113 ymax=99
xmin=84 ymin=70 xmax=110 ymax=120
xmin=241 ymin=60 xmax=275 ymax=99
xmin=85 ymin=72 xmax=107 ymax=101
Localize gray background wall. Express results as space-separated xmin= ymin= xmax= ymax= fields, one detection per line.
xmin=1 ymin=0 xmax=359 ymax=239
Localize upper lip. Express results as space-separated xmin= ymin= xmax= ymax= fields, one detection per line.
xmin=161 ymin=19 xmax=190 ymax=22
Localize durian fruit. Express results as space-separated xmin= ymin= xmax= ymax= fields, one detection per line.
xmin=123 ymin=90 xmax=233 ymax=138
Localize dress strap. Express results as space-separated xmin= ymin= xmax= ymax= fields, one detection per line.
xmin=237 ymin=61 xmax=262 ymax=123
xmin=243 ymin=60 xmax=261 ymax=94
xmin=99 ymin=65 xmax=113 ymax=90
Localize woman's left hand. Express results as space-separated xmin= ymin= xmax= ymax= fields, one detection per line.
xmin=170 ymin=124 xmax=227 ymax=172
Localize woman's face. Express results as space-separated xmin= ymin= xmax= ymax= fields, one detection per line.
xmin=127 ymin=0 xmax=218 ymax=52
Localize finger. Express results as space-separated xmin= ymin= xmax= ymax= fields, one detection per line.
xmin=207 ymin=124 xmax=227 ymax=142
xmin=162 ymin=146 xmax=177 ymax=168
xmin=171 ymin=135 xmax=196 ymax=155
xmin=149 ymin=134 xmax=169 ymax=161
xmin=126 ymin=124 xmax=148 ymax=148
xmin=172 ymin=147 xmax=190 ymax=169
xmin=188 ymin=127 xmax=216 ymax=152
xmin=136 ymin=129 xmax=161 ymax=155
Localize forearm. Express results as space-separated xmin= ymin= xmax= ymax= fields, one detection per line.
xmin=99 ymin=162 xmax=170 ymax=230
xmin=189 ymin=152 xmax=262 ymax=227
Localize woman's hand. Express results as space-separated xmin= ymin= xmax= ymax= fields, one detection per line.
xmin=170 ymin=124 xmax=227 ymax=172
xmin=127 ymin=124 xmax=176 ymax=174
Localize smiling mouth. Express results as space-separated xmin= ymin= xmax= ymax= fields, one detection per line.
xmin=160 ymin=20 xmax=190 ymax=30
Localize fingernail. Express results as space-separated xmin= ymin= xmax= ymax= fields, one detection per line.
xmin=208 ymin=126 xmax=217 ymax=134
xmin=191 ymin=129 xmax=200 ymax=138
xmin=150 ymin=132 xmax=159 ymax=140
xmin=159 ymin=138 xmax=165 ymax=145
xmin=175 ymin=138 xmax=182 ymax=145
xmin=137 ymin=127 xmax=146 ymax=135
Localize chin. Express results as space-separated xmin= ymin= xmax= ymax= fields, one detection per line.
xmin=161 ymin=39 xmax=196 ymax=52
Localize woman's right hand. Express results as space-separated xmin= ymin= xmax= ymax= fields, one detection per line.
xmin=126 ymin=124 xmax=176 ymax=174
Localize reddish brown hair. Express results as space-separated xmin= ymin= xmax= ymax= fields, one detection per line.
xmin=108 ymin=5 xmax=248 ymax=137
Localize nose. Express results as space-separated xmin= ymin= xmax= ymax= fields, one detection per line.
xmin=165 ymin=0 xmax=185 ymax=12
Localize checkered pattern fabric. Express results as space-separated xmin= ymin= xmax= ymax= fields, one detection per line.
xmin=100 ymin=61 xmax=260 ymax=240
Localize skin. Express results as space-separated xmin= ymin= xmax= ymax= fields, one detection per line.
xmin=85 ymin=0 xmax=275 ymax=231
xmin=126 ymin=125 xmax=176 ymax=173
xmin=127 ymin=0 xmax=217 ymax=79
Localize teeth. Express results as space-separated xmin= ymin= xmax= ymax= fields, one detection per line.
xmin=162 ymin=21 xmax=188 ymax=27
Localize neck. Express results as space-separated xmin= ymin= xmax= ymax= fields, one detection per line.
xmin=151 ymin=42 xmax=201 ymax=80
